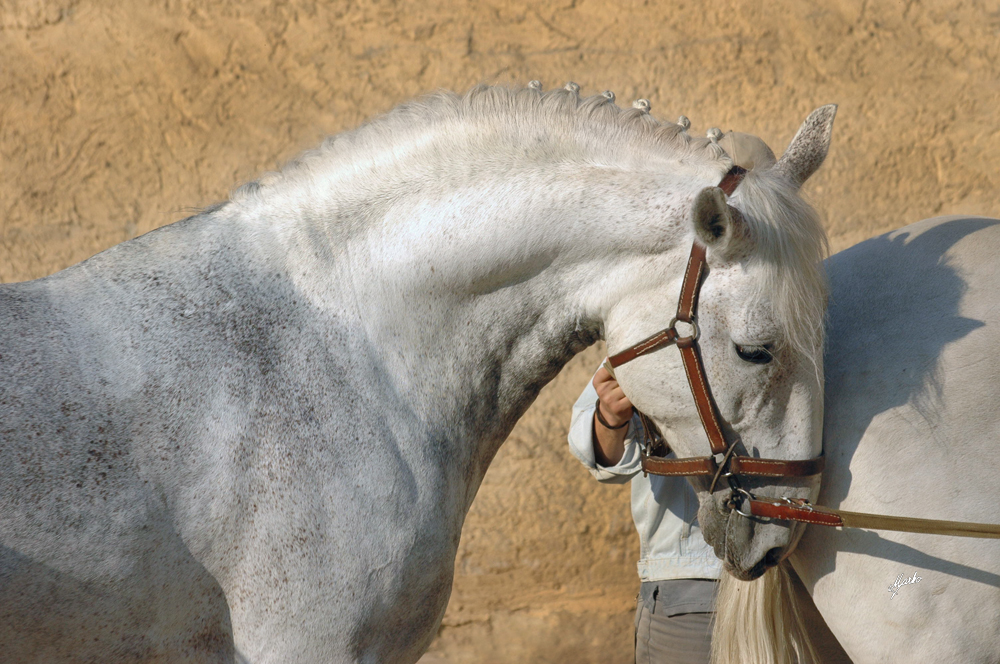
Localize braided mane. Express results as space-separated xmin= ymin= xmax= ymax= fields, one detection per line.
xmin=233 ymin=82 xmax=828 ymax=364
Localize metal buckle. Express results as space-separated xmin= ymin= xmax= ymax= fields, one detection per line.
xmin=708 ymin=439 xmax=741 ymax=494
xmin=668 ymin=316 xmax=699 ymax=344
xmin=779 ymin=496 xmax=814 ymax=511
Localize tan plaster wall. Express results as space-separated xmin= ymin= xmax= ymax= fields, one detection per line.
xmin=2 ymin=1 xmax=998 ymax=661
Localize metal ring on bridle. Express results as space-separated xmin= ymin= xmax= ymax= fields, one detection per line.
xmin=668 ymin=316 xmax=699 ymax=344
xmin=732 ymin=486 xmax=758 ymax=519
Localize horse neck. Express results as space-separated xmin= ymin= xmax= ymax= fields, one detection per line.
xmin=259 ymin=140 xmax=709 ymax=492
xmin=354 ymin=174 xmax=700 ymax=462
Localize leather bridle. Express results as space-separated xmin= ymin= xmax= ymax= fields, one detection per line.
xmin=602 ymin=166 xmax=1000 ymax=539
xmin=604 ymin=166 xmax=824 ymax=513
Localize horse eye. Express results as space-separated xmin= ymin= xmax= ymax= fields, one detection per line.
xmin=735 ymin=343 xmax=774 ymax=365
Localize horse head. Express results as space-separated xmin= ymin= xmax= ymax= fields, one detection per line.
xmin=609 ymin=106 xmax=836 ymax=580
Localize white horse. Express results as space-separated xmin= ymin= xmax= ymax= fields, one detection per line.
xmin=0 ymin=83 xmax=833 ymax=663
xmin=712 ymin=215 xmax=1000 ymax=663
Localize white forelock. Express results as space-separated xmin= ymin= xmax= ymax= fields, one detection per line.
xmin=732 ymin=167 xmax=829 ymax=366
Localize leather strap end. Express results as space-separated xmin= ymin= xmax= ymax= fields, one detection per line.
xmin=748 ymin=499 xmax=844 ymax=527
xmin=718 ymin=165 xmax=748 ymax=196
xmin=607 ymin=328 xmax=679 ymax=368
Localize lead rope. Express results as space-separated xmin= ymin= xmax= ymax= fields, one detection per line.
xmin=746 ymin=496 xmax=1000 ymax=539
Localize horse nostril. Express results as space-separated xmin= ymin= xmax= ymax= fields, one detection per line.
xmin=765 ymin=547 xmax=784 ymax=567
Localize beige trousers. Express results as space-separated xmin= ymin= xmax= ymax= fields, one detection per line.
xmin=633 ymin=581 xmax=714 ymax=664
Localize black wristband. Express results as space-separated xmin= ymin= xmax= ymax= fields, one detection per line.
xmin=595 ymin=399 xmax=630 ymax=430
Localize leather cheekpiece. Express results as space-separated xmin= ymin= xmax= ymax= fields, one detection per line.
xmin=604 ymin=166 xmax=825 ymax=483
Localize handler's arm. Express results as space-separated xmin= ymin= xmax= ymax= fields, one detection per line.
xmin=591 ymin=366 xmax=634 ymax=466
xmin=567 ymin=365 xmax=642 ymax=483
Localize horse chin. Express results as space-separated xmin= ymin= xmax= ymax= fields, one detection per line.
xmin=722 ymin=546 xmax=785 ymax=581
xmin=697 ymin=497 xmax=796 ymax=581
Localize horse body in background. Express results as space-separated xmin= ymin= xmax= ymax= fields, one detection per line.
xmin=712 ymin=215 xmax=1000 ymax=663
xmin=0 ymin=84 xmax=832 ymax=663
xmin=800 ymin=215 xmax=1000 ymax=662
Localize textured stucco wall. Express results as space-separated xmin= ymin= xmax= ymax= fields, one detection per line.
xmin=2 ymin=1 xmax=998 ymax=660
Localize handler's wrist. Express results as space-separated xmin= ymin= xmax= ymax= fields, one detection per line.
xmin=595 ymin=399 xmax=631 ymax=430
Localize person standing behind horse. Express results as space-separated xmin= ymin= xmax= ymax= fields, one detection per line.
xmin=567 ymin=131 xmax=779 ymax=663
xmin=570 ymin=366 xmax=718 ymax=662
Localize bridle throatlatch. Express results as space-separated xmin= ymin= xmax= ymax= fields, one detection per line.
xmin=604 ymin=168 xmax=824 ymax=515
xmin=604 ymin=166 xmax=1000 ymax=539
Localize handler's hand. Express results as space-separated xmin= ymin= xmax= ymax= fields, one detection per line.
xmin=593 ymin=366 xmax=634 ymax=428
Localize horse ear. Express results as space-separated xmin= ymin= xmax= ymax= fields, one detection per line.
xmin=773 ymin=104 xmax=837 ymax=189
xmin=691 ymin=186 xmax=746 ymax=258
